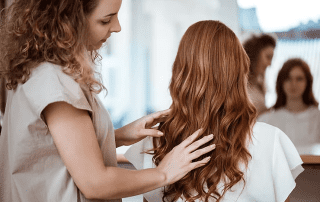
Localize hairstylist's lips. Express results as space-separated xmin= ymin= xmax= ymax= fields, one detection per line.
xmin=101 ymin=34 xmax=111 ymax=43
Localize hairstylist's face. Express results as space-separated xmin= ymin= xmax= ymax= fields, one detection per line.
xmin=256 ymin=46 xmax=274 ymax=75
xmin=87 ymin=0 xmax=122 ymax=51
xmin=283 ymin=66 xmax=307 ymax=100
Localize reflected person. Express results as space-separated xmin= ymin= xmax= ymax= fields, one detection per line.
xmin=258 ymin=58 xmax=320 ymax=153
xmin=243 ymin=34 xmax=276 ymax=116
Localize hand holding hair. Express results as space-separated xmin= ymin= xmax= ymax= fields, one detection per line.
xmin=156 ymin=129 xmax=216 ymax=185
xmin=115 ymin=109 xmax=171 ymax=147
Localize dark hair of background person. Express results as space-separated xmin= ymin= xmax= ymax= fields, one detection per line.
xmin=0 ymin=0 xmax=6 ymax=133
xmin=0 ymin=0 xmax=4 ymax=11
xmin=243 ymin=34 xmax=276 ymax=88
xmin=273 ymin=58 xmax=319 ymax=109
xmin=0 ymin=0 xmax=105 ymax=94
xmin=148 ymin=20 xmax=257 ymax=202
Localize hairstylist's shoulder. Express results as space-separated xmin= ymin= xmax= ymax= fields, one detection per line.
xmin=27 ymin=62 xmax=74 ymax=85
xmin=22 ymin=62 xmax=92 ymax=119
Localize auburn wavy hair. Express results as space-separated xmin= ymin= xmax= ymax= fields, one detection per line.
xmin=273 ymin=58 xmax=318 ymax=109
xmin=149 ymin=21 xmax=257 ymax=202
xmin=0 ymin=0 xmax=105 ymax=93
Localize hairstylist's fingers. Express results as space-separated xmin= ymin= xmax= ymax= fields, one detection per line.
xmin=145 ymin=116 xmax=167 ymax=128
xmin=189 ymin=144 xmax=216 ymax=160
xmin=145 ymin=109 xmax=171 ymax=128
xmin=149 ymin=109 xmax=171 ymax=120
xmin=140 ymin=129 xmax=164 ymax=137
xmin=186 ymin=134 xmax=214 ymax=153
xmin=190 ymin=156 xmax=212 ymax=170
xmin=156 ymin=108 xmax=171 ymax=116
xmin=178 ymin=128 xmax=203 ymax=148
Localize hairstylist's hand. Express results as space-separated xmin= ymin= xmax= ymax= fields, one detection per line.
xmin=115 ymin=109 xmax=171 ymax=147
xmin=156 ymin=129 xmax=216 ymax=185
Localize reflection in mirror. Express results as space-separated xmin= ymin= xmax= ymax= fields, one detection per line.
xmin=238 ymin=1 xmax=320 ymax=201
xmin=238 ymin=0 xmax=320 ymax=157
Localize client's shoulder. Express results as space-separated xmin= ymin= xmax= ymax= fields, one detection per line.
xmin=251 ymin=122 xmax=284 ymax=145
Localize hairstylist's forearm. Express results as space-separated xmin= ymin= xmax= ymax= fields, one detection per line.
xmin=114 ymin=127 xmax=126 ymax=147
xmin=87 ymin=166 xmax=166 ymax=200
xmin=43 ymin=102 xmax=214 ymax=200
xmin=43 ymin=102 xmax=166 ymax=199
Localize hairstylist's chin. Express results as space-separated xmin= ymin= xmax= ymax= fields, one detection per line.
xmin=86 ymin=45 xmax=94 ymax=51
xmin=87 ymin=44 xmax=101 ymax=51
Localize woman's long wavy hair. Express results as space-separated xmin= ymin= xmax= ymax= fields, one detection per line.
xmin=0 ymin=0 xmax=106 ymax=93
xmin=273 ymin=58 xmax=318 ymax=109
xmin=149 ymin=21 xmax=257 ymax=202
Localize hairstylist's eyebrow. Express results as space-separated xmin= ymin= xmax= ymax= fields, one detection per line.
xmin=104 ymin=12 xmax=117 ymax=17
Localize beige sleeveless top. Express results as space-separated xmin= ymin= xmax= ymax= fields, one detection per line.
xmin=0 ymin=62 xmax=121 ymax=202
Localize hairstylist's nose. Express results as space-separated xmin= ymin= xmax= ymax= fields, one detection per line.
xmin=112 ymin=18 xmax=121 ymax=33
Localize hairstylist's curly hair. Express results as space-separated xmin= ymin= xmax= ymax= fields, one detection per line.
xmin=0 ymin=0 xmax=105 ymax=93
xmin=149 ymin=21 xmax=257 ymax=202
xmin=243 ymin=34 xmax=276 ymax=85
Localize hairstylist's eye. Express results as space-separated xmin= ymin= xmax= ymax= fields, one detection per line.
xmin=101 ymin=20 xmax=111 ymax=25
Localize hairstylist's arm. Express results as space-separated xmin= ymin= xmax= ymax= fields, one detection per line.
xmin=43 ymin=102 xmax=215 ymax=200
xmin=115 ymin=109 xmax=171 ymax=147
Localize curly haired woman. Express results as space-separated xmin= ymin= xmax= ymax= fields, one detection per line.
xmin=0 ymin=0 xmax=216 ymax=201
xmin=243 ymin=34 xmax=276 ymax=116
xmin=125 ymin=21 xmax=304 ymax=202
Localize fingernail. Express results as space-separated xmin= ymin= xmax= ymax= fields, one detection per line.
xmin=208 ymin=134 xmax=214 ymax=139
xmin=211 ymin=144 xmax=216 ymax=149
xmin=158 ymin=131 xmax=164 ymax=136
xmin=205 ymin=156 xmax=211 ymax=161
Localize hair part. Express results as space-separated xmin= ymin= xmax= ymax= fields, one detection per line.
xmin=0 ymin=0 xmax=106 ymax=94
xmin=148 ymin=20 xmax=257 ymax=202
xmin=273 ymin=58 xmax=318 ymax=109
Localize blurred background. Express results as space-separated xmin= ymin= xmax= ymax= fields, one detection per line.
xmin=1 ymin=0 xmax=320 ymax=201
xmin=2 ymin=0 xmax=319 ymax=152
xmin=86 ymin=0 xmax=320 ymax=154
xmin=1 ymin=0 xmax=320 ymax=154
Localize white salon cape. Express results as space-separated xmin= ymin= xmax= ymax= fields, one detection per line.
xmin=125 ymin=122 xmax=304 ymax=202
xmin=0 ymin=62 xmax=120 ymax=202
xmin=258 ymin=107 xmax=320 ymax=155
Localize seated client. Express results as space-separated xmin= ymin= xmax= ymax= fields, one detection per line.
xmin=125 ymin=20 xmax=304 ymax=202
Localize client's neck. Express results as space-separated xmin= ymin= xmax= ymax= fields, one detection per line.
xmin=285 ymin=98 xmax=308 ymax=113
